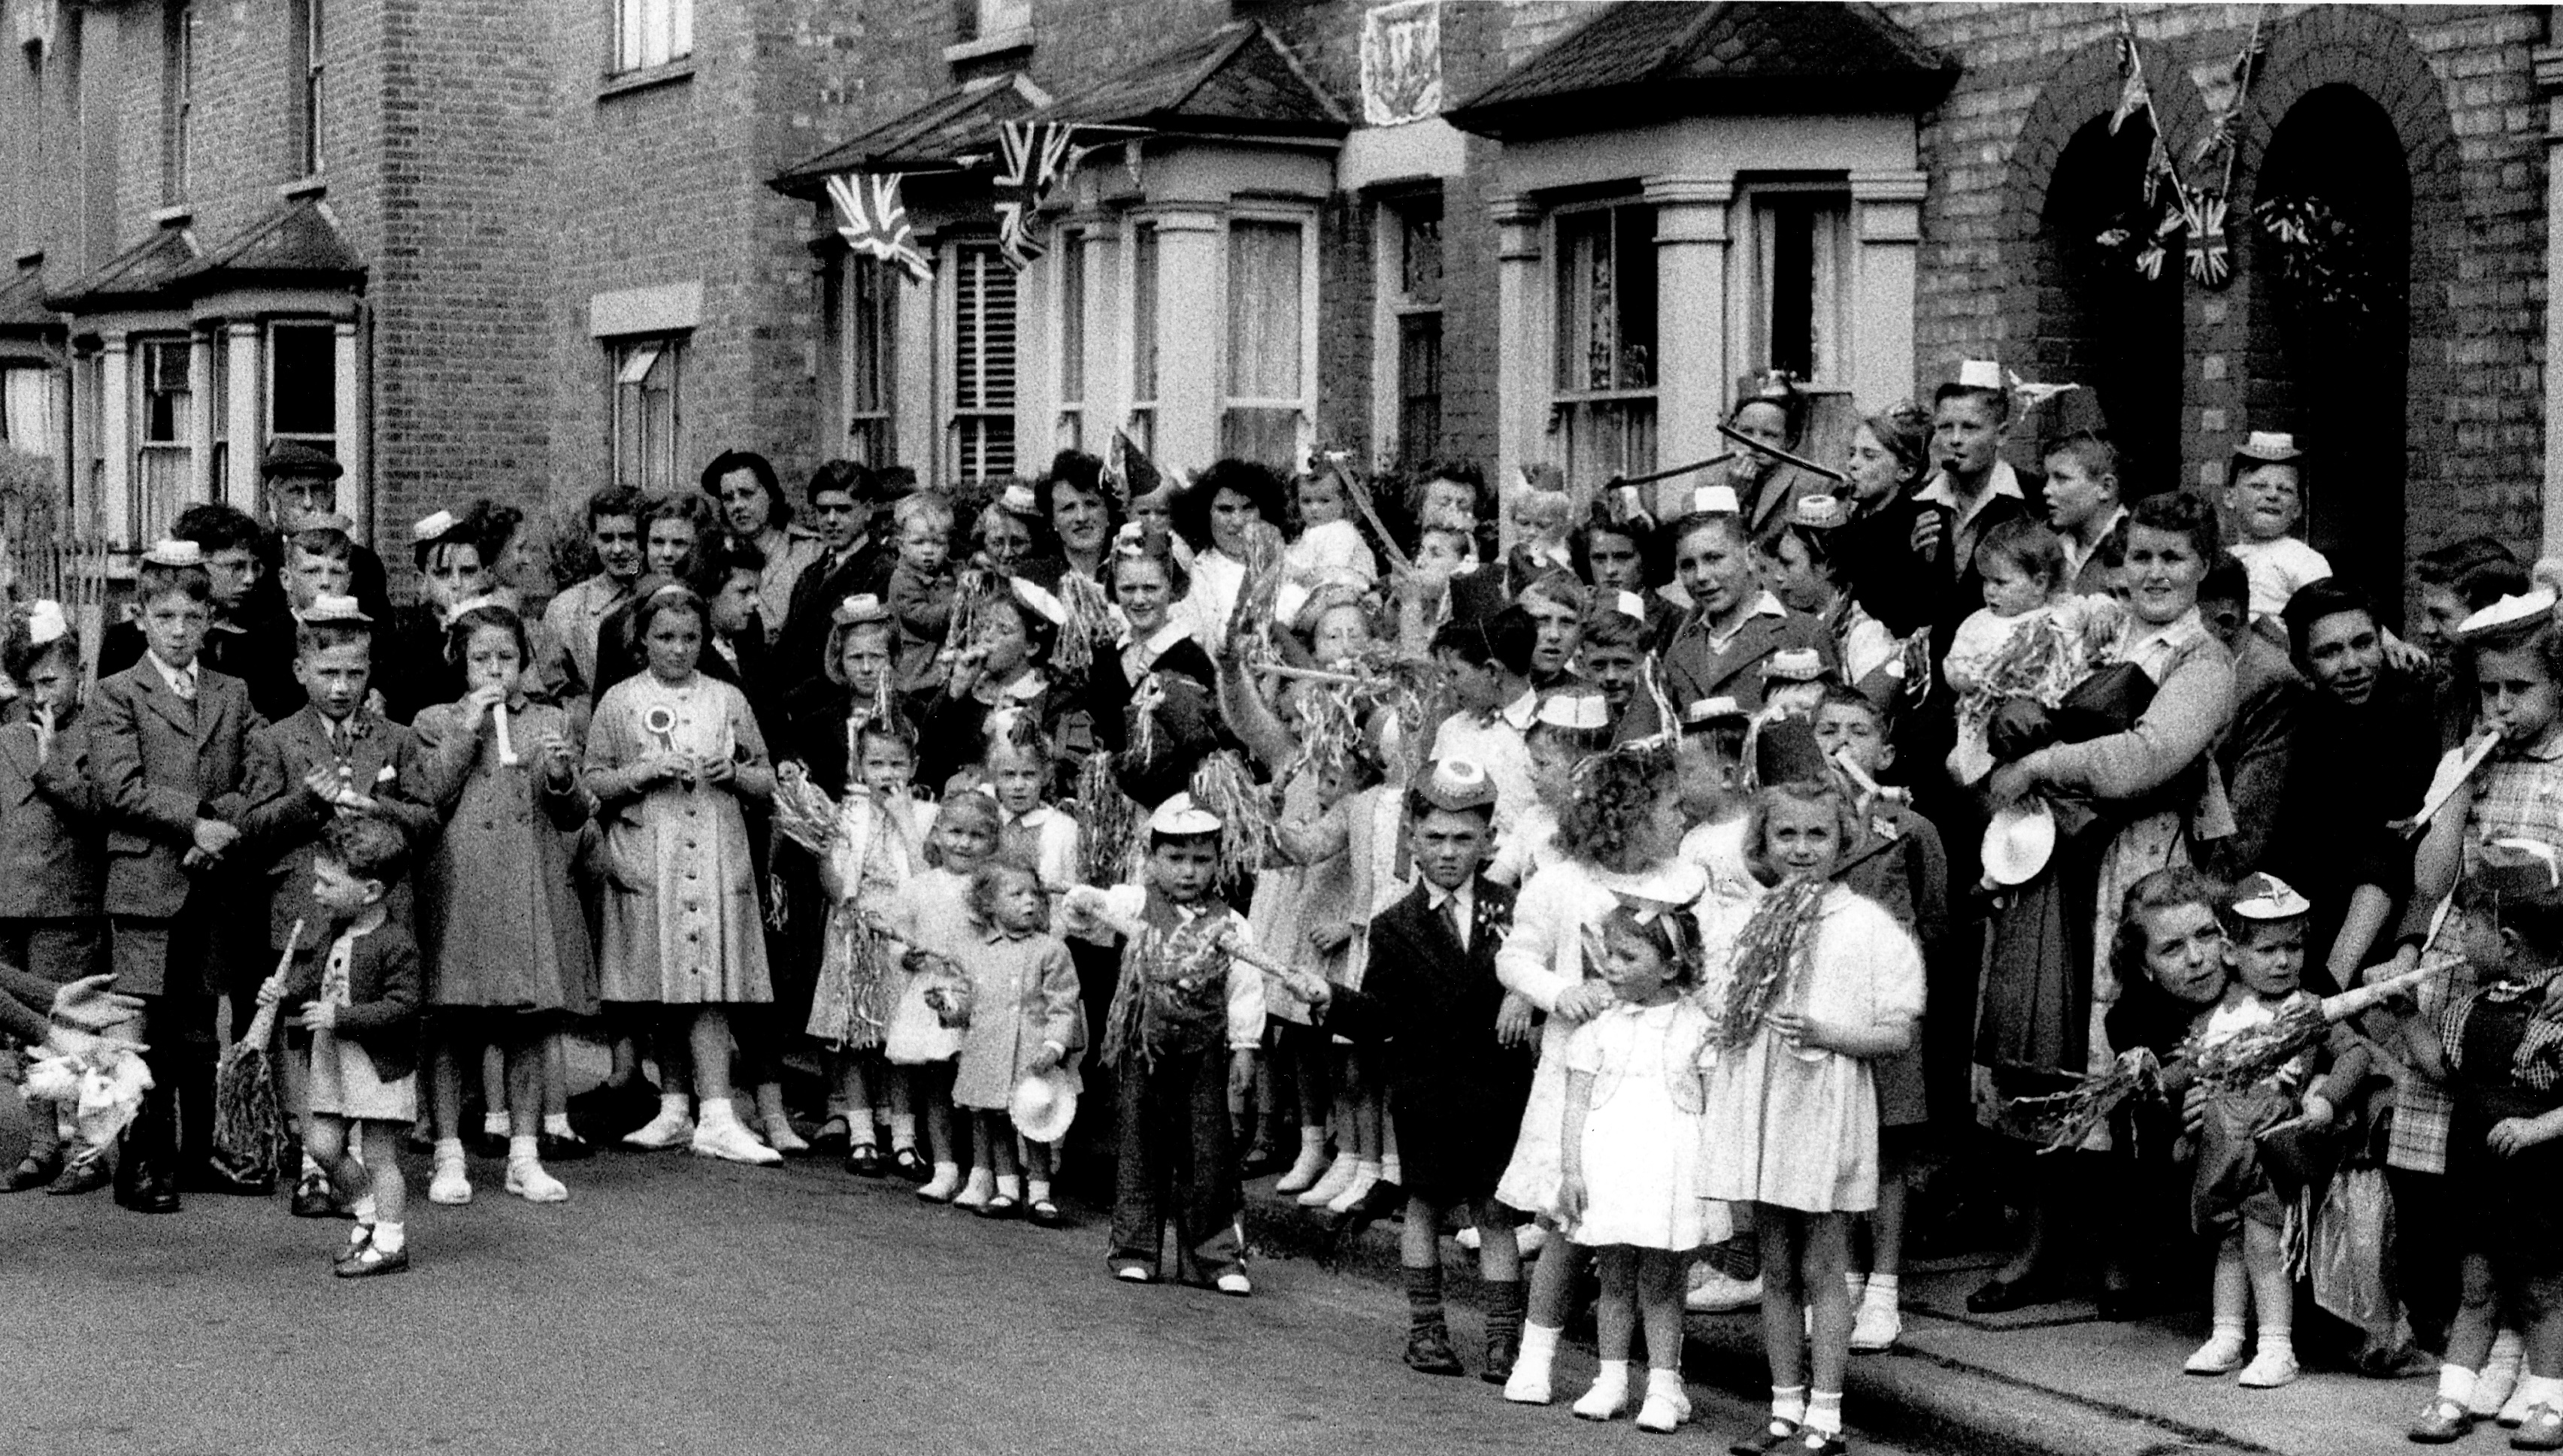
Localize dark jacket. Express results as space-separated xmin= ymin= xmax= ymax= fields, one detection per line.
xmin=101 ymin=607 xmax=305 ymax=725
xmin=2 ymin=715 xmax=104 ymax=919
xmin=241 ymin=706 xmax=438 ymax=949
xmin=771 ymin=539 xmax=894 ymax=695
xmin=280 ymin=917 xmax=424 ymax=1085
xmin=69 ymin=661 xmax=259 ymax=924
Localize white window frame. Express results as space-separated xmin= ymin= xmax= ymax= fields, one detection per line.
xmin=132 ymin=334 xmax=193 ymax=546
xmin=1740 ymin=178 xmax=1853 ymax=386
xmin=607 ymin=332 xmax=685 ymax=492
xmin=1053 ymin=226 xmax=1089 ymax=453
xmin=968 ymin=0 xmax=1031 ymax=42
xmin=944 ymin=239 xmax=1016 ymax=486
xmin=1124 ymin=218 xmax=1159 ymax=457
xmin=1218 ymin=206 xmax=1318 ymax=471
xmin=839 ymin=253 xmax=898 ymax=468
xmin=1547 ymin=197 xmax=1659 ymax=483
xmin=612 ymin=0 xmax=693 ymax=74
xmin=1371 ymin=192 xmax=1444 ymax=470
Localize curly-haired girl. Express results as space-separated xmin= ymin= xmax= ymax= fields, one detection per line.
xmin=947 ymin=856 xmax=1083 ymax=1224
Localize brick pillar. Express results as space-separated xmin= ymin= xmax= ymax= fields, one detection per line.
xmin=1489 ymin=190 xmax=1542 ymax=509
xmin=1647 ymin=176 xmax=1734 ymax=521
xmin=1153 ymin=207 xmax=1223 ymax=474
xmin=2537 ymin=42 xmax=2563 ymax=556
xmin=1851 ymin=169 xmax=1928 ymax=419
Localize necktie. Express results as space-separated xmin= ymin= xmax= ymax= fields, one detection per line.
xmin=1437 ymin=893 xmax=1464 ymax=949
xmin=171 ymin=668 xmax=195 ymax=701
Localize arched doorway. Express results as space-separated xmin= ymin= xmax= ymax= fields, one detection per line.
xmin=2247 ymin=84 xmax=2412 ymax=615
xmin=2033 ymin=115 xmax=2186 ymax=496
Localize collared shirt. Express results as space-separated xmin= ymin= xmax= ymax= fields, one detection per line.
xmin=144 ymin=649 xmax=198 ymax=701
xmin=1915 ymin=459 xmax=2027 ymax=580
xmin=1700 ymin=591 xmax=1788 ymax=654
xmin=1425 ymin=879 xmax=1475 ymax=951
xmin=1431 ymin=687 xmax=1538 ymax=839
xmin=2062 ymin=504 xmax=2129 ymax=589
xmin=1119 ymin=620 xmax=1191 ymax=685
xmin=541 ymin=574 xmax=634 ymax=696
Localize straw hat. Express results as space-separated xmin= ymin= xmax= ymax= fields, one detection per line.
xmin=1009 ymin=1070 xmax=1078 ymax=1144
xmin=1981 ymin=800 xmax=2058 ymax=886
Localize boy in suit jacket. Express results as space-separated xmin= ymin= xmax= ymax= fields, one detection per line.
xmin=1310 ymin=760 xmax=1533 ymax=1382
xmin=62 ymin=540 xmax=264 ymax=1212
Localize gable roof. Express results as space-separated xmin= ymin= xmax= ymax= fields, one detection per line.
xmin=1031 ymin=21 xmax=1347 ymax=139
xmin=769 ymin=73 xmax=1051 ymax=198
xmin=1445 ymin=1 xmax=1953 ymax=141
xmin=173 ymin=194 xmax=367 ymax=292
xmin=43 ymin=219 xmax=201 ymax=314
xmin=0 ymin=263 xmax=63 ymax=337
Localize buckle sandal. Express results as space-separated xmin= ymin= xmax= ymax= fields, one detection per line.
xmin=889 ymin=1148 xmax=929 ymax=1182
xmin=2514 ymin=1404 xmax=2563 ymax=1453
xmin=1026 ymin=1197 xmax=1065 ymax=1227
xmin=973 ymin=1194 xmax=1021 ymax=1220
xmin=1731 ymin=1419 xmax=1801 ymax=1456
xmin=2410 ymin=1397 xmax=2474 ymax=1445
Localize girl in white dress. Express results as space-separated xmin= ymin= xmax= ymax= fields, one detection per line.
xmin=1700 ymin=781 xmax=1925 ymax=1456
xmin=1558 ymin=898 xmax=1714 ymax=1433
xmin=1495 ymin=736 xmax=1708 ymax=1406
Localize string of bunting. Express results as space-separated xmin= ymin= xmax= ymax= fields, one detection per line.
xmin=2098 ymin=8 xmax=2265 ymax=289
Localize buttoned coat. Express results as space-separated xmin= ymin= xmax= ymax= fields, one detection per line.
xmin=1 ymin=715 xmax=103 ymax=920
xmin=73 ymin=661 xmax=259 ymax=922
xmin=241 ymin=705 xmax=437 ymax=949
xmin=411 ymin=695 xmax=595 ymax=1012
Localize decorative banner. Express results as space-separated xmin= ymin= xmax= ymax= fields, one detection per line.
xmin=1360 ymin=0 xmax=1442 ymax=128
xmin=827 ymin=173 xmax=932 ymax=286
xmin=993 ymin=120 xmax=1077 ymax=273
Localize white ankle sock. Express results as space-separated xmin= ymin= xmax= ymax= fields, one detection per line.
xmin=1771 ymin=1384 xmax=1807 ymax=1424
xmin=371 ymin=1220 xmax=405 ymax=1255
xmin=1865 ymin=1273 xmax=1900 ymax=1301
xmin=887 ymin=1113 xmax=917 ymax=1149
xmin=2440 ymin=1364 xmax=2479 ymax=1404
xmin=1806 ymin=1390 xmax=1843 ymax=1436
xmin=352 ymin=1194 xmax=378 ymax=1223
xmin=995 ymin=1173 xmax=1022 ymax=1200
xmin=1519 ymin=1323 xmax=1560 ymax=1363
xmin=2256 ymin=1329 xmax=2293 ymax=1359
xmin=659 ymin=1092 xmax=690 ymax=1116
xmin=543 ymin=1112 xmax=574 ymax=1137
xmin=1380 ymin=1153 xmax=1401 ymax=1183
xmin=480 ymin=1110 xmax=507 ymax=1138
xmin=508 ymin=1134 xmax=539 ymax=1161
xmin=2517 ymin=1375 xmax=2563 ymax=1410
xmin=1299 ymin=1127 xmax=1325 ymax=1150
xmin=433 ymin=1137 xmax=463 ymax=1161
xmin=1026 ymin=1178 xmax=1051 ymax=1203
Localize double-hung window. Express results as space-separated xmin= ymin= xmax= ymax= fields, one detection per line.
xmin=608 ymin=334 xmax=683 ymax=491
xmin=1222 ymin=216 xmax=1310 ymax=471
xmin=1053 ymin=229 xmax=1088 ymax=453
xmin=1378 ymin=194 xmax=1443 ymax=468
xmin=133 ymin=338 xmax=192 ymax=545
xmin=613 ymin=0 xmax=692 ymax=74
xmin=841 ymin=256 xmax=897 ymax=467
xmin=949 ymin=241 xmax=1015 ymax=483
xmin=1126 ymin=220 xmax=1159 ymax=456
xmin=1746 ymin=184 xmax=1852 ymax=384
xmin=1550 ymin=201 xmax=1657 ymax=483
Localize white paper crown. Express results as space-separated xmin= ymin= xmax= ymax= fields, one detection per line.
xmin=141 ymin=539 xmax=203 ymax=568
xmin=297 ymin=593 xmax=373 ymax=625
xmin=1680 ymin=695 xmax=1745 ymax=725
xmin=1416 ymin=756 xmax=1495 ymax=812
xmin=1691 ymin=485 xmax=1740 ymax=516
xmin=1010 ymin=574 xmax=1069 ymax=626
xmin=1762 ymin=648 xmax=1825 ymax=682
xmin=24 ymin=599 xmax=68 ymax=647
xmin=833 ymin=593 xmax=890 ymax=626
xmin=998 ymin=483 xmax=1040 ymax=516
xmin=1792 ymin=495 xmax=1850 ymax=531
xmin=2458 ymin=589 xmax=2558 ymax=640
xmin=1535 ymin=692 xmax=1611 ymax=731
xmin=2236 ymin=431 xmax=2301 ymax=462
xmin=411 ymin=509 xmax=460 ymax=543
xmin=1956 ymin=359 xmax=2004 ymax=390
xmin=1148 ymin=792 xmax=1222 ymax=836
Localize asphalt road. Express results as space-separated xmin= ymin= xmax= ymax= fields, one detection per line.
xmin=2 ymin=1139 xmax=1932 ymax=1456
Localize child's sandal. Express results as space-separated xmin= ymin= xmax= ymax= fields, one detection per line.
xmin=2409 ymin=1397 xmax=2475 ymax=1445
xmin=1026 ymin=1197 xmax=1065 ymax=1227
xmin=2514 ymin=1405 xmax=2563 ymax=1453
xmin=333 ymin=1242 xmax=411 ymax=1279
xmin=974 ymin=1194 xmax=1021 ymax=1220
xmin=889 ymin=1148 xmax=929 ymax=1182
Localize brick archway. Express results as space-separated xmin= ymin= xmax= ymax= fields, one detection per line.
xmin=2000 ymin=37 xmax=2213 ymax=488
xmin=2234 ymin=6 xmax=2462 ymax=613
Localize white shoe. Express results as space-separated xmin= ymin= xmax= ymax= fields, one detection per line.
xmin=1850 ymin=1295 xmax=1902 ymax=1352
xmin=689 ymin=1106 xmax=781 ymax=1165
xmin=2475 ymin=1330 xmax=2525 ymax=1417
xmin=1297 ymin=1151 xmax=1358 ymax=1207
xmin=427 ymin=1155 xmax=471 ymax=1206
xmin=953 ymin=1169 xmax=994 ymax=1211
xmin=1635 ymin=1373 xmax=1690 ymax=1433
xmin=2236 ymin=1348 xmax=2298 ymax=1389
xmin=504 ymin=1157 xmax=568 ymax=1203
xmin=1325 ymin=1162 xmax=1380 ymax=1214
xmin=1215 ymin=1271 xmax=1252 ymax=1297
xmin=1571 ymin=1367 xmax=1631 ymax=1421
xmin=2184 ymin=1331 xmax=2246 ymax=1376
xmin=916 ymin=1164 xmax=962 ymax=1202
xmin=1502 ymin=1347 xmax=1554 ymax=1405
xmin=1516 ymin=1224 xmax=1548 ymax=1257
xmin=1272 ymin=1141 xmax=1330 ymax=1194
xmin=1686 ymin=1269 xmax=1762 ymax=1312
xmin=762 ymin=1115 xmax=810 ymax=1156
xmin=623 ymin=1101 xmax=695 ymax=1150
xmin=1456 ymin=1225 xmax=1483 ymax=1252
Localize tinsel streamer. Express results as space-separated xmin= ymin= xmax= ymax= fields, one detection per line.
xmin=770 ymin=762 xmax=841 ymax=857
xmin=1074 ymin=749 xmax=1146 ymax=886
xmin=1188 ymin=749 xmax=1274 ymax=884
xmin=2008 ymin=1048 xmax=2163 ymax=1155
xmin=1714 ymin=877 xmax=1829 ymax=1049
xmin=211 ymin=922 xmax=302 ymax=1184
xmin=1053 ymin=571 xmax=1116 ymax=679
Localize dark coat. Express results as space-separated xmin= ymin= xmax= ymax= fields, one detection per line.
xmin=101 ymin=607 xmax=305 ymax=724
xmin=771 ymin=539 xmax=895 ymax=695
xmin=1 ymin=715 xmax=104 ymax=920
xmin=1326 ymin=876 xmax=1531 ymax=1204
xmin=1617 ymin=601 xmax=1837 ymax=740
xmin=279 ymin=918 xmax=424 ymax=1085
xmin=1828 ymin=493 xmax=1949 ymax=638
xmin=72 ymin=661 xmax=259 ymax=921
xmin=241 ymin=707 xmax=438 ymax=949
xmin=2204 ymin=630 xmax=2307 ymax=882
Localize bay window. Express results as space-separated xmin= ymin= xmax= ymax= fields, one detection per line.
xmin=1550 ymin=201 xmax=1657 ymax=483
xmin=1221 ymin=216 xmax=1309 ymax=470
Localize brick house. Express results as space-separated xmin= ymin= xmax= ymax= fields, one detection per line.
xmin=0 ymin=1 xmax=2549 ymax=623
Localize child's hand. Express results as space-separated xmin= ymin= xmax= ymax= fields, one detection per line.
xmin=1227 ymin=1049 xmax=1257 ymax=1106
xmin=2298 ymin=1093 xmax=2335 ymax=1129
xmin=294 ymin=1001 xmax=338 ymax=1031
xmin=1305 ymin=921 xmax=1354 ymax=955
xmin=1281 ymin=969 xmax=1331 ymax=1008
xmin=1556 ymin=1171 xmax=1586 ymax=1225
xmin=1907 ymin=512 xmax=1942 ymax=565
xmin=539 ymin=731 xmax=576 ymax=782
xmin=1767 ymin=1007 xmax=1816 ymax=1052
xmin=699 ymin=752 xmax=738 ymax=788
xmin=2180 ymin=1084 xmax=2208 ymax=1137
xmin=254 ymin=973 xmax=287 ymax=1009
xmin=303 ymin=764 xmax=346 ymax=805
xmin=1495 ymin=993 xmax=1536 ymax=1048
xmin=2486 ymin=1116 xmax=2554 ymax=1158
xmin=461 ymin=682 xmax=507 ymax=727
xmin=191 ymin=819 xmax=240 ymax=858
xmin=1029 ymin=1042 xmax=1064 ymax=1074
xmin=1553 ymin=982 xmax=1612 ymax=1023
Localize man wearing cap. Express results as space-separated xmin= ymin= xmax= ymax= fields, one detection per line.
xmin=774 ymin=461 xmax=897 ymax=697
xmin=259 ymin=439 xmax=395 ymax=631
xmin=2224 ymin=431 xmax=2331 ymax=624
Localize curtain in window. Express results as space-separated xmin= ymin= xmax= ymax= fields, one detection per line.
xmin=1 ymin=368 xmax=50 ymax=455
xmin=1227 ymin=221 xmax=1301 ymax=403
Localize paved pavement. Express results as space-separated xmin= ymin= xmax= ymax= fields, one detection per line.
xmin=1 ymin=1114 xmax=1939 ymax=1456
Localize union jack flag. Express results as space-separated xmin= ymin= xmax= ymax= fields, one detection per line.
xmin=827 ymin=172 xmax=932 ymax=286
xmin=993 ymin=121 xmax=1077 ymax=272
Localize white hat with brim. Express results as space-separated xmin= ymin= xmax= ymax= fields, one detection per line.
xmin=1149 ymin=792 xmax=1221 ymax=837
xmin=296 ymin=593 xmax=373 ymax=626
xmin=1009 ymin=1071 xmax=1078 ymax=1144
xmin=411 ymin=509 xmax=462 ymax=544
xmin=2458 ymin=589 xmax=2558 ymax=640
xmin=2232 ymin=431 xmax=2302 ymax=465
xmin=1680 ymin=695 xmax=1746 ymax=727
xmin=1981 ymin=800 xmax=2057 ymax=886
xmin=141 ymin=539 xmax=203 ymax=568
xmin=1414 ymin=756 xmax=1496 ymax=814
xmin=832 ymin=593 xmax=891 ymax=627
xmin=2228 ymin=871 xmax=2311 ymax=920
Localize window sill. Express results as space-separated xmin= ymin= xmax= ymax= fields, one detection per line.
xmin=943 ymin=29 xmax=1032 ymax=65
xmin=597 ymin=59 xmax=696 ymax=102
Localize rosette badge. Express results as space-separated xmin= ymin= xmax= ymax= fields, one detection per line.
xmin=641 ymin=704 xmax=679 ymax=753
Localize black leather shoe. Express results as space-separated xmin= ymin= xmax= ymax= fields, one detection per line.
xmin=47 ymin=1154 xmax=111 ymax=1197
xmin=465 ymin=1130 xmax=510 ymax=1161
xmin=1403 ymin=1323 xmax=1466 ymax=1376
xmin=844 ymin=1144 xmax=886 ymax=1178
xmin=890 ymin=1147 xmax=929 ymax=1182
xmin=1480 ymin=1330 xmax=1517 ymax=1384
xmin=5 ymin=1152 xmax=60 ymax=1191
xmin=1354 ymin=1179 xmax=1407 ymax=1221
xmin=183 ymin=1163 xmax=275 ymax=1197
xmin=538 ymin=1132 xmax=595 ymax=1164
xmin=290 ymin=1173 xmax=341 ymax=1219
xmin=1965 ymin=1276 xmax=2043 ymax=1314
xmin=115 ymin=1158 xmax=181 ymax=1215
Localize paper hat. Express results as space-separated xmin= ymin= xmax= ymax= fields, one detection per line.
xmin=1009 ymin=1070 xmax=1078 ymax=1144
xmin=1613 ymin=589 xmax=1647 ymax=622
xmin=2227 ymin=872 xmax=2312 ymax=920
xmin=832 ymin=593 xmax=891 ymax=626
xmin=140 ymin=539 xmax=203 ymax=568
xmin=2458 ymin=589 xmax=2558 ymax=640
xmin=1148 ymin=792 xmax=1222 ymax=837
xmin=2474 ymin=837 xmax=2563 ymax=904
xmin=1980 ymin=800 xmax=2058 ymax=886
xmin=998 ymin=483 xmax=1041 ymax=516
xmin=1791 ymin=495 xmax=1850 ymax=531
xmin=411 ymin=509 xmax=462 ymax=543
xmin=1752 ymin=714 xmax=1829 ymax=786
xmin=1680 ymin=695 xmax=1746 ymax=727
xmin=23 ymin=600 xmax=67 ymax=647
xmin=1954 ymin=359 xmax=2004 ymax=390
xmin=1010 ymin=574 xmax=1069 ymax=626
xmin=1413 ymin=756 xmax=1497 ymax=813
xmin=1691 ymin=484 xmax=1741 ymax=516
xmin=1762 ymin=649 xmax=1825 ymax=683
xmin=2233 ymin=431 xmax=2302 ymax=465
xmin=296 ymin=593 xmax=373 ymax=625
xmin=1534 ymin=691 xmax=1611 ymax=732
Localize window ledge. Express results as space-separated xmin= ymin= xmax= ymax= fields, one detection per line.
xmin=943 ymin=28 xmax=1032 ymax=65
xmin=598 ymin=58 xmax=695 ymax=102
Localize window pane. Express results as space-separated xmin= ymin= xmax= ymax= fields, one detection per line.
xmin=1059 ymin=232 xmax=1086 ymax=405
xmin=1399 ymin=202 xmax=1443 ymax=306
xmin=1 ymin=368 xmax=49 ymax=453
xmin=1557 ymin=399 xmax=1657 ymax=486
xmin=668 ymin=0 xmax=692 ymax=60
xmin=1554 ymin=211 xmax=1609 ymax=393
xmin=1397 ymin=313 xmax=1441 ymax=468
xmin=951 ymin=244 xmax=1016 ymax=481
xmin=270 ymin=322 xmax=335 ymax=436
xmin=1226 ymin=220 xmax=1301 ymax=402
xmin=1219 ymin=407 xmax=1297 ymax=470
xmin=1131 ymin=222 xmax=1159 ymax=404
xmin=846 ymin=256 xmax=895 ymax=465
xmin=1613 ymin=205 xmax=1656 ymax=390
xmin=141 ymin=340 xmax=190 ymax=445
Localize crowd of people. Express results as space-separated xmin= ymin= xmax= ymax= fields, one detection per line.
xmin=4 ymin=362 xmax=2561 ymax=1454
